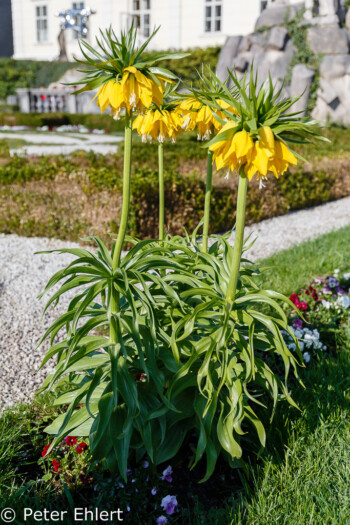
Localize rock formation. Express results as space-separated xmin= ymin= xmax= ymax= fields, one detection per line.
xmin=217 ymin=0 xmax=350 ymax=123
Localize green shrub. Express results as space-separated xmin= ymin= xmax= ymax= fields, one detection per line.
xmin=0 ymin=146 xmax=348 ymax=243
xmin=0 ymin=47 xmax=220 ymax=102
xmin=0 ymin=59 xmax=74 ymax=100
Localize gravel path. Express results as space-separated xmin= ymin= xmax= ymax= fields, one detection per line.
xmin=1 ymin=196 xmax=350 ymax=408
xmin=231 ymin=196 xmax=350 ymax=260
xmin=0 ymin=131 xmax=122 ymax=156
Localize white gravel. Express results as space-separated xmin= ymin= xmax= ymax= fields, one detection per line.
xmin=237 ymin=196 xmax=350 ymax=260
xmin=1 ymin=195 xmax=350 ymax=408
xmin=0 ymin=236 xmax=79 ymax=408
xmin=0 ymin=131 xmax=123 ymax=156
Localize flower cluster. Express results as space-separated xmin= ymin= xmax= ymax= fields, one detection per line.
xmin=178 ymin=97 xmax=235 ymax=140
xmin=133 ymin=107 xmax=183 ymax=143
xmin=210 ymin=125 xmax=298 ymax=181
xmin=289 ymin=293 xmax=308 ymax=311
xmin=284 ymin=269 xmax=350 ymax=361
xmin=95 ymin=68 xmax=165 ymax=118
xmin=283 ymin=326 xmax=326 ymax=363
xmin=75 ymin=25 xmax=184 ymax=119
xmin=40 ymin=436 xmax=89 ymax=484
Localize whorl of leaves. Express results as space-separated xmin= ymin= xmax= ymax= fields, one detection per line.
xmin=71 ymin=24 xmax=188 ymax=94
xmin=38 ymin=231 xmax=302 ymax=481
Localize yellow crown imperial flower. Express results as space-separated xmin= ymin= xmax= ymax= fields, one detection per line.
xmin=71 ymin=25 xmax=187 ymax=118
xmin=94 ymin=66 xmax=166 ymax=119
xmin=177 ymin=97 xmax=237 ymax=140
xmin=133 ymin=107 xmax=183 ymax=143
xmin=207 ymin=67 xmax=325 ymax=183
xmin=211 ymin=125 xmax=297 ymax=180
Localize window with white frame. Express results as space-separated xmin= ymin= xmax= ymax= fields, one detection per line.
xmin=36 ymin=5 xmax=48 ymax=42
xmin=131 ymin=0 xmax=151 ymax=38
xmin=204 ymin=0 xmax=222 ymax=32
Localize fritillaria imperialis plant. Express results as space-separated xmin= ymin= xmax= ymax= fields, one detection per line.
xmin=38 ymin=30 xmax=328 ymax=483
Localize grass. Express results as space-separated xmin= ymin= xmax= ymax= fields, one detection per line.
xmin=259 ymin=225 xmax=350 ymax=296
xmin=0 ymin=228 xmax=349 ymax=524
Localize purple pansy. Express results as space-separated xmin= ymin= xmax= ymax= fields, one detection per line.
xmin=161 ymin=495 xmax=178 ymax=515
xmin=292 ymin=318 xmax=303 ymax=329
xmin=142 ymin=460 xmax=150 ymax=469
xmin=156 ymin=516 xmax=168 ymax=525
xmin=151 ymin=487 xmax=158 ymax=495
xmin=161 ymin=465 xmax=173 ymax=483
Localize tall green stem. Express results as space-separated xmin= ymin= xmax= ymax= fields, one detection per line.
xmin=112 ymin=114 xmax=133 ymax=270
xmin=202 ymin=149 xmax=213 ymax=253
xmin=158 ymin=141 xmax=164 ymax=241
xmin=110 ymin=114 xmax=133 ymax=343
xmin=225 ymin=168 xmax=248 ymax=305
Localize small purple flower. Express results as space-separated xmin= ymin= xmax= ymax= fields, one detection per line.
xmin=156 ymin=516 xmax=168 ymax=525
xmin=126 ymin=469 xmax=132 ymax=477
xmin=151 ymin=487 xmax=158 ymax=495
xmin=326 ymin=276 xmax=339 ymax=289
xmin=142 ymin=460 xmax=150 ymax=469
xmin=161 ymin=465 xmax=173 ymax=483
xmin=161 ymin=495 xmax=178 ymax=515
xmin=292 ymin=318 xmax=303 ymax=329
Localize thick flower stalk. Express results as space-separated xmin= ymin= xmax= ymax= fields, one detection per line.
xmin=133 ymin=84 xmax=183 ymax=240
xmin=206 ymin=68 xmax=327 ymax=304
xmin=176 ymin=80 xmax=237 ymax=252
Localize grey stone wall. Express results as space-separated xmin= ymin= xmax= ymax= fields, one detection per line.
xmin=217 ymin=1 xmax=350 ymax=124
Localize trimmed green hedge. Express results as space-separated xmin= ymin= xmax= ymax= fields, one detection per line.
xmin=0 ymin=137 xmax=347 ymax=244
xmin=0 ymin=47 xmax=220 ymax=102
xmin=0 ymin=59 xmax=74 ymax=100
xmin=0 ymin=112 xmax=125 ymax=132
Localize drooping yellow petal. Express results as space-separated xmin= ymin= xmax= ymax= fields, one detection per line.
xmin=233 ymin=130 xmax=254 ymax=159
xmin=277 ymin=140 xmax=298 ymax=165
xmin=252 ymin=142 xmax=269 ymax=177
xmin=124 ymin=66 xmax=137 ymax=75
xmin=258 ymin=126 xmax=275 ymax=158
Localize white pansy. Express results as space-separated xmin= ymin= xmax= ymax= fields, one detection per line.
xmin=337 ymin=295 xmax=350 ymax=309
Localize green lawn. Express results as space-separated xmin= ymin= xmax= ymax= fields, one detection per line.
xmin=0 ymin=227 xmax=349 ymax=524
xmin=259 ymin=225 xmax=350 ymax=296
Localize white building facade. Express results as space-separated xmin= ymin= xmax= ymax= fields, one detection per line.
xmin=11 ymin=0 xmax=271 ymax=60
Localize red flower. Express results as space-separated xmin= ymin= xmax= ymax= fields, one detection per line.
xmin=311 ymin=292 xmax=319 ymax=301
xmin=297 ymin=301 xmax=308 ymax=311
xmin=52 ymin=460 xmax=61 ymax=472
xmin=64 ymin=436 xmax=77 ymax=447
xmin=42 ymin=443 xmax=51 ymax=457
xmin=79 ymin=474 xmax=89 ymax=484
xmin=289 ymin=293 xmax=299 ymax=305
xmin=76 ymin=442 xmax=88 ymax=454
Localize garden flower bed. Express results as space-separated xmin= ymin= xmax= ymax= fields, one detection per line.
xmin=2 ymin=21 xmax=350 ymax=525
